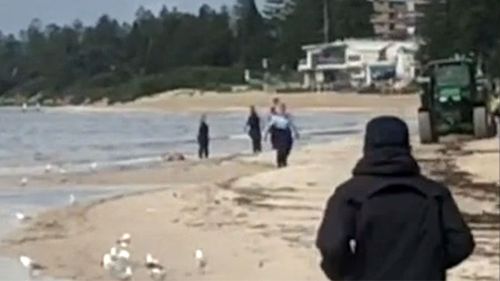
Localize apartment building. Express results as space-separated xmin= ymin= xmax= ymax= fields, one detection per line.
xmin=370 ymin=0 xmax=429 ymax=39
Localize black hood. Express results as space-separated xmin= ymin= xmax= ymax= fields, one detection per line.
xmin=353 ymin=116 xmax=420 ymax=176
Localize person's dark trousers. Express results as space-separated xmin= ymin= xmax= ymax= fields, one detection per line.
xmin=270 ymin=126 xmax=278 ymax=150
xmin=251 ymin=134 xmax=262 ymax=154
xmin=275 ymin=128 xmax=293 ymax=168
xmin=198 ymin=141 xmax=209 ymax=159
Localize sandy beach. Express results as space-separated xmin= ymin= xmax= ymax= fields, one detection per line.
xmin=92 ymin=90 xmax=420 ymax=113
xmin=1 ymin=92 xmax=498 ymax=281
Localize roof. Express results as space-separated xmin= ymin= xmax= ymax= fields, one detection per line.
xmin=302 ymin=39 xmax=418 ymax=53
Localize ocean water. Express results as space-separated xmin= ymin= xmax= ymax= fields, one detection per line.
xmin=0 ymin=107 xmax=373 ymax=176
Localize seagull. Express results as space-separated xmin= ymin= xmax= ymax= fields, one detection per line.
xmin=195 ymin=249 xmax=207 ymax=274
xmin=19 ymin=256 xmax=45 ymax=277
xmin=69 ymin=194 xmax=76 ymax=205
xmin=20 ymin=177 xmax=28 ymax=187
xmin=117 ymin=249 xmax=130 ymax=261
xmin=149 ymin=266 xmax=167 ymax=281
xmin=44 ymin=164 xmax=53 ymax=173
xmin=146 ymin=254 xmax=166 ymax=281
xmin=145 ymin=253 xmax=162 ymax=269
xmin=90 ymin=162 xmax=98 ymax=172
xmin=101 ymin=253 xmax=116 ymax=271
xmin=15 ymin=212 xmax=31 ymax=222
xmin=118 ymin=266 xmax=133 ymax=281
xmin=117 ymin=233 xmax=131 ymax=248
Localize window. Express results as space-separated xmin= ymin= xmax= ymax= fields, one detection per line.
xmin=348 ymin=55 xmax=362 ymax=62
xmin=389 ymin=23 xmax=396 ymax=30
xmin=435 ymin=64 xmax=471 ymax=88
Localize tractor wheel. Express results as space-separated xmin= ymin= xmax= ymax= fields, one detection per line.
xmin=473 ymin=106 xmax=489 ymax=138
xmin=418 ymin=111 xmax=435 ymax=144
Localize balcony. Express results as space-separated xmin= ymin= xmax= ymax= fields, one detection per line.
xmin=298 ymin=58 xmax=310 ymax=71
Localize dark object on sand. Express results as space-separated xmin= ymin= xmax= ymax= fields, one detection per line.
xmin=316 ymin=116 xmax=475 ymax=281
xmin=162 ymin=153 xmax=186 ymax=162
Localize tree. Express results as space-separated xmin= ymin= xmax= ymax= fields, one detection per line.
xmin=234 ymin=0 xmax=272 ymax=67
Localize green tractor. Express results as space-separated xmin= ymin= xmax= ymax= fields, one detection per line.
xmin=417 ymin=58 xmax=496 ymax=143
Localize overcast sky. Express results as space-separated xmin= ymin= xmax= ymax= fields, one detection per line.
xmin=0 ymin=0 xmax=265 ymax=35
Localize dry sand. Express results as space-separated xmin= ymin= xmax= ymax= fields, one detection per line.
xmin=98 ymin=90 xmax=419 ymax=113
xmin=1 ymin=93 xmax=498 ymax=281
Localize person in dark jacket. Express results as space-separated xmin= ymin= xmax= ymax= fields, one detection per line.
xmin=197 ymin=114 xmax=209 ymax=159
xmin=316 ymin=116 xmax=475 ymax=281
xmin=245 ymin=106 xmax=262 ymax=154
xmin=268 ymin=106 xmax=278 ymax=150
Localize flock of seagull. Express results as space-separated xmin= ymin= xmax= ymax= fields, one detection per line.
xmin=18 ymin=233 xmax=207 ymax=281
xmin=13 ymin=160 xmax=209 ymax=280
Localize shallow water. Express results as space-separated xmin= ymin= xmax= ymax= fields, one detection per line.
xmin=0 ymin=108 xmax=373 ymax=176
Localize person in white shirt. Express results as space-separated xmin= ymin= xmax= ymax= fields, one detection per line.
xmin=264 ymin=103 xmax=299 ymax=167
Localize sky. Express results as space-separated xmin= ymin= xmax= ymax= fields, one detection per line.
xmin=0 ymin=0 xmax=265 ymax=35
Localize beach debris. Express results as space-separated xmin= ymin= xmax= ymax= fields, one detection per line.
xmin=162 ymin=152 xmax=186 ymax=162
xmin=195 ymin=249 xmax=207 ymax=274
xmin=19 ymin=255 xmax=45 ymax=277
xmin=44 ymin=164 xmax=53 ymax=173
xmin=90 ymin=162 xmax=98 ymax=172
xmin=258 ymin=260 xmax=265 ymax=268
xmin=15 ymin=212 xmax=32 ymax=222
xmin=117 ymin=233 xmax=132 ymax=248
xmin=172 ymin=192 xmax=178 ymax=198
xmin=20 ymin=177 xmax=29 ymax=187
xmin=69 ymin=194 xmax=77 ymax=205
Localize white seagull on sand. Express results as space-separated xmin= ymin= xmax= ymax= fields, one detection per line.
xmin=20 ymin=177 xmax=28 ymax=187
xmin=69 ymin=194 xmax=77 ymax=205
xmin=117 ymin=233 xmax=131 ymax=248
xmin=118 ymin=266 xmax=133 ymax=281
xmin=146 ymin=254 xmax=166 ymax=281
xmin=15 ymin=212 xmax=31 ymax=222
xmin=44 ymin=164 xmax=53 ymax=173
xmin=195 ymin=249 xmax=207 ymax=274
xmin=90 ymin=162 xmax=98 ymax=172
xmin=19 ymin=256 xmax=45 ymax=277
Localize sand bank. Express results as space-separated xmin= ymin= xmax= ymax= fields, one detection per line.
xmin=92 ymin=90 xmax=420 ymax=113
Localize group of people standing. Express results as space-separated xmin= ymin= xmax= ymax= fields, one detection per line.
xmin=196 ymin=97 xmax=299 ymax=168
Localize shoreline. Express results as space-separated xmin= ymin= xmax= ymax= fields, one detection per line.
xmin=1 ymin=134 xmax=498 ymax=281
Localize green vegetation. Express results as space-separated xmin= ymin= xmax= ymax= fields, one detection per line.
xmin=418 ymin=0 xmax=500 ymax=76
xmin=2 ymin=0 xmax=498 ymax=105
xmin=0 ymin=0 xmax=375 ymax=105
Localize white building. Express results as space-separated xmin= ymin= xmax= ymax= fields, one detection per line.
xmin=297 ymin=39 xmax=419 ymax=90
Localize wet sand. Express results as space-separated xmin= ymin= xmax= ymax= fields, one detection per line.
xmin=1 ymin=134 xmax=498 ymax=281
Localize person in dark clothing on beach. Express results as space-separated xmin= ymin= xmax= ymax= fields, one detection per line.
xmin=264 ymin=103 xmax=299 ymax=167
xmin=268 ymin=106 xmax=278 ymax=150
xmin=316 ymin=116 xmax=475 ymax=281
xmin=197 ymin=114 xmax=209 ymax=159
xmin=245 ymin=106 xmax=262 ymax=154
